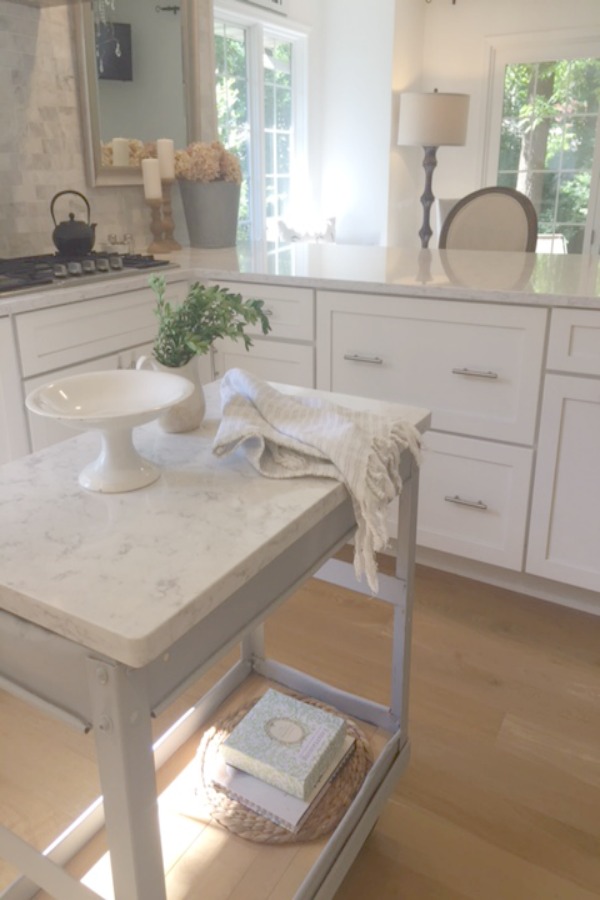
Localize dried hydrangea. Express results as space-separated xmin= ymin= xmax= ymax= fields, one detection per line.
xmin=101 ymin=138 xmax=241 ymax=184
xmin=175 ymin=141 xmax=242 ymax=185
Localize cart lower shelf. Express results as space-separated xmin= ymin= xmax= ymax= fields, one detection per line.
xmin=32 ymin=674 xmax=405 ymax=900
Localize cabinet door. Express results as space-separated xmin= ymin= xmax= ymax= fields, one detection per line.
xmin=213 ymin=338 xmax=314 ymax=388
xmin=417 ymin=432 xmax=533 ymax=570
xmin=547 ymin=308 xmax=600 ymax=375
xmin=526 ymin=374 xmax=600 ymax=591
xmin=0 ymin=318 xmax=29 ymax=462
xmin=316 ymin=291 xmax=547 ymax=444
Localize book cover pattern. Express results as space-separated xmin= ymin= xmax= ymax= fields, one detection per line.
xmin=220 ymin=690 xmax=347 ymax=800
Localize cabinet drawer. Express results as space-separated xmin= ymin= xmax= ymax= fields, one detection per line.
xmin=212 ymin=282 xmax=314 ymax=341
xmin=213 ymin=338 xmax=314 ymax=388
xmin=417 ymin=432 xmax=533 ymax=570
xmin=547 ymin=308 xmax=600 ymax=375
xmin=16 ymin=281 xmax=187 ymax=378
xmin=316 ymin=292 xmax=546 ymax=443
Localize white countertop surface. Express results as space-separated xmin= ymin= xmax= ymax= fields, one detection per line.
xmin=2 ymin=243 xmax=600 ymax=315
xmin=0 ymin=381 xmax=429 ymax=668
xmin=160 ymin=243 xmax=600 ymax=309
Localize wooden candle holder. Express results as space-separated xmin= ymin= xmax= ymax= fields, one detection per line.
xmin=146 ymin=199 xmax=172 ymax=254
xmin=161 ymin=179 xmax=181 ymax=251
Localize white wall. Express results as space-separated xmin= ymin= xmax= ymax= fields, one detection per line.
xmin=387 ymin=0 xmax=426 ymax=248
xmin=317 ymin=0 xmax=396 ymax=245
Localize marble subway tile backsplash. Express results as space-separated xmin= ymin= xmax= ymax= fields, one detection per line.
xmin=0 ymin=1 xmax=149 ymax=259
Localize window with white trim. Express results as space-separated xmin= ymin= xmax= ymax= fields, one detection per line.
xmin=486 ymin=35 xmax=600 ymax=255
xmin=214 ymin=8 xmax=307 ymax=243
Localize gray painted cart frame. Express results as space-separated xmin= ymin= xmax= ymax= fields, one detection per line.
xmin=0 ymin=452 xmax=419 ymax=900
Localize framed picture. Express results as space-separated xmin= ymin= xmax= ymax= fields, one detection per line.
xmin=96 ymin=22 xmax=133 ymax=82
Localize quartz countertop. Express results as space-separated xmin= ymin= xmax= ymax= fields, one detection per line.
xmin=2 ymin=243 xmax=600 ymax=315
xmin=157 ymin=243 xmax=600 ymax=309
xmin=0 ymin=381 xmax=430 ymax=667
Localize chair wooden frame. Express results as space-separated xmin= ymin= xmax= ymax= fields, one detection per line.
xmin=439 ymin=186 xmax=538 ymax=252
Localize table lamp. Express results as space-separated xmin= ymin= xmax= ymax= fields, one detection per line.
xmin=398 ymin=90 xmax=469 ymax=249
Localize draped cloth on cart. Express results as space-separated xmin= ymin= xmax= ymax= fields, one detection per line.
xmin=212 ymin=368 xmax=421 ymax=593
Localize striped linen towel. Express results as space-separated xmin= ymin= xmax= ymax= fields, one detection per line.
xmin=212 ymin=368 xmax=421 ymax=593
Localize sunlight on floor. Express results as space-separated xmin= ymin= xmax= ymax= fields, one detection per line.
xmin=80 ymin=743 xmax=226 ymax=898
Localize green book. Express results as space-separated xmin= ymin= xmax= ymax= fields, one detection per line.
xmin=220 ymin=689 xmax=347 ymax=800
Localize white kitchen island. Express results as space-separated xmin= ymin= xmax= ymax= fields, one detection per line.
xmin=0 ymin=380 xmax=429 ymax=900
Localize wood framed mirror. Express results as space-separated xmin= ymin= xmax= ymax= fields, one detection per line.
xmin=72 ymin=0 xmax=214 ymax=187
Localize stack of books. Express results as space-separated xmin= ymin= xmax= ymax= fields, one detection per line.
xmin=213 ymin=689 xmax=355 ymax=833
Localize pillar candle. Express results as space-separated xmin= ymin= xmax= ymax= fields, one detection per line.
xmin=142 ymin=158 xmax=163 ymax=201
xmin=112 ymin=137 xmax=129 ymax=167
xmin=156 ymin=138 xmax=175 ymax=180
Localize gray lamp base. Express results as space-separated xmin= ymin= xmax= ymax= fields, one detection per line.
xmin=419 ymin=145 xmax=438 ymax=249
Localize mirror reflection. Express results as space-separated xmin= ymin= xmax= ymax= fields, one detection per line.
xmin=75 ymin=0 xmax=188 ymax=185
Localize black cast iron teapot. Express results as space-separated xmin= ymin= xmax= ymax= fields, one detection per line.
xmin=51 ymin=190 xmax=97 ymax=256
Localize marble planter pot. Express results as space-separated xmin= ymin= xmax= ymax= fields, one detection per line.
xmin=179 ymin=180 xmax=240 ymax=249
xmin=136 ymin=356 xmax=206 ymax=433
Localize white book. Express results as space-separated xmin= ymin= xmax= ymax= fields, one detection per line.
xmin=212 ymin=734 xmax=356 ymax=833
xmin=219 ymin=689 xmax=347 ymax=800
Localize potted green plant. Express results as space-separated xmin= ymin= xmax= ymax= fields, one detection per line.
xmin=138 ymin=274 xmax=271 ymax=433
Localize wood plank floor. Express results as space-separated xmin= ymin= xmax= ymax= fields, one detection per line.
xmin=1 ymin=563 xmax=599 ymax=899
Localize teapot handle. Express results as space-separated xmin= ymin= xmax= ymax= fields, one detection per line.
xmin=50 ymin=190 xmax=91 ymax=226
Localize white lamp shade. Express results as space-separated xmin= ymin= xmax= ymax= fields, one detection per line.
xmin=398 ymin=92 xmax=470 ymax=147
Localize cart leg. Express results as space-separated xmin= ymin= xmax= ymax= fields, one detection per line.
xmin=86 ymin=658 xmax=166 ymax=900
xmin=391 ymin=458 xmax=419 ymax=734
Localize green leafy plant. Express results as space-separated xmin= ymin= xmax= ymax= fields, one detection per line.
xmin=148 ymin=274 xmax=271 ymax=368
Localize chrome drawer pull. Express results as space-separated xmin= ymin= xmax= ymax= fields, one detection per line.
xmin=343 ymin=353 xmax=384 ymax=365
xmin=452 ymin=367 xmax=498 ymax=379
xmin=444 ymin=494 xmax=488 ymax=511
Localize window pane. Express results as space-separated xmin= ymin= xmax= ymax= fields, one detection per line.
xmin=565 ymin=58 xmax=600 ymax=111
xmin=497 ymin=172 xmax=518 ymax=189
xmin=277 ymin=177 xmax=290 ymax=216
xmin=276 ymin=134 xmax=290 ymax=173
xmin=264 ymin=132 xmax=274 ymax=175
xmin=265 ymin=84 xmax=275 ymax=129
xmin=557 ymin=171 xmax=591 ymax=223
xmin=276 ymin=90 xmax=292 ymax=129
xmin=498 ymin=57 xmax=600 ymax=253
xmin=215 ymin=17 xmax=302 ymax=242
xmin=265 ymin=175 xmax=276 ymax=218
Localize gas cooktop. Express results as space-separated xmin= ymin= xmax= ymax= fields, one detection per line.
xmin=0 ymin=252 xmax=173 ymax=295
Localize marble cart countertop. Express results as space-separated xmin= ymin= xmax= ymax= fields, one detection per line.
xmin=2 ymin=244 xmax=600 ymax=316
xmin=0 ymin=381 xmax=430 ymax=668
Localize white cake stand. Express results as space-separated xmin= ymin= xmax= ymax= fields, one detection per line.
xmin=26 ymin=369 xmax=195 ymax=493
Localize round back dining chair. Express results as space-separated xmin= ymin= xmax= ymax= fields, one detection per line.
xmin=439 ymin=186 xmax=538 ymax=252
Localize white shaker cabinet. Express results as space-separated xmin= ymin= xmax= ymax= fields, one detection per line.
xmin=0 ymin=317 xmax=29 ymax=463
xmin=15 ymin=278 xmax=191 ymax=452
xmin=527 ymin=309 xmax=600 ymax=591
xmin=316 ymin=291 xmax=547 ymax=570
xmin=211 ymin=281 xmax=315 ymax=388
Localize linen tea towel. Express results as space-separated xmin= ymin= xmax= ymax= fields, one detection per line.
xmin=212 ymin=368 xmax=421 ymax=592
